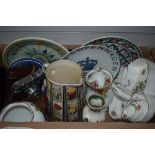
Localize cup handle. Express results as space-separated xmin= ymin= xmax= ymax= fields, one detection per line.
xmin=42 ymin=63 xmax=49 ymax=73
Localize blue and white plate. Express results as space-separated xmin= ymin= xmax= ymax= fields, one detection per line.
xmin=2 ymin=37 xmax=69 ymax=68
xmin=84 ymin=36 xmax=143 ymax=62
xmin=100 ymin=43 xmax=132 ymax=66
xmin=63 ymin=45 xmax=120 ymax=78
xmin=9 ymin=58 xmax=43 ymax=69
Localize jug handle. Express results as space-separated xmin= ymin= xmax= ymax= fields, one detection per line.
xmin=42 ymin=63 xmax=49 ymax=73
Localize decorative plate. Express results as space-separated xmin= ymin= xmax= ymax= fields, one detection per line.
xmin=84 ymin=36 xmax=143 ymax=61
xmin=100 ymin=43 xmax=132 ymax=66
xmin=2 ymin=37 xmax=69 ymax=67
xmin=63 ymin=45 xmax=120 ymax=78
xmin=9 ymin=58 xmax=43 ymax=69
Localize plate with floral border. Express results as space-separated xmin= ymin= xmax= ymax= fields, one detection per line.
xmin=63 ymin=45 xmax=120 ymax=78
xmin=84 ymin=36 xmax=143 ymax=61
xmin=2 ymin=37 xmax=69 ymax=68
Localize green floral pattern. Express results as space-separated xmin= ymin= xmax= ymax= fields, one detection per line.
xmin=133 ymin=80 xmax=147 ymax=94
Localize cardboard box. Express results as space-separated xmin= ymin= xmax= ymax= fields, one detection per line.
xmin=0 ymin=44 xmax=155 ymax=129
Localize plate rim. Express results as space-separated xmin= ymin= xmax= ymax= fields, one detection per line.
xmin=82 ymin=35 xmax=142 ymax=56
xmin=2 ymin=37 xmax=69 ymax=68
xmin=63 ymin=45 xmax=121 ymax=78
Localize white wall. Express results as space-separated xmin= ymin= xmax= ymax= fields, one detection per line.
xmin=0 ymin=26 xmax=155 ymax=47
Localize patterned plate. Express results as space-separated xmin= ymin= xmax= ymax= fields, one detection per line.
xmin=2 ymin=37 xmax=69 ymax=67
xmin=101 ymin=43 xmax=132 ymax=66
xmin=63 ymin=45 xmax=120 ymax=78
xmin=84 ymin=36 xmax=143 ymax=61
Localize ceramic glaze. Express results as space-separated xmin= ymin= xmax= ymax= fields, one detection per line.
xmin=2 ymin=37 xmax=69 ymax=67
xmin=85 ymin=69 xmax=114 ymax=110
xmin=63 ymin=45 xmax=120 ymax=78
xmin=112 ymin=58 xmax=148 ymax=97
xmin=84 ymin=36 xmax=142 ymax=61
xmin=82 ymin=105 xmax=106 ymax=122
xmin=43 ymin=60 xmax=83 ymax=122
xmin=109 ymin=95 xmax=128 ymax=120
xmin=0 ymin=102 xmax=45 ymax=122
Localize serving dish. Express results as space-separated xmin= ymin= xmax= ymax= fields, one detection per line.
xmin=2 ymin=37 xmax=69 ymax=67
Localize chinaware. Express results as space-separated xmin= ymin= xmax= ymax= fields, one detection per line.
xmin=85 ymin=69 xmax=114 ymax=110
xmin=63 ymin=45 xmax=120 ymax=78
xmin=112 ymin=58 xmax=148 ymax=98
xmin=109 ymin=92 xmax=150 ymax=122
xmin=122 ymin=92 xmax=149 ymax=122
xmin=43 ymin=60 xmax=83 ymax=122
xmin=142 ymin=94 xmax=155 ymax=122
xmin=83 ymin=36 xmax=143 ymax=61
xmin=82 ymin=105 xmax=106 ymax=122
xmin=109 ymin=95 xmax=128 ymax=120
xmin=144 ymin=60 xmax=155 ymax=96
xmin=9 ymin=58 xmax=43 ymax=70
xmin=85 ymin=86 xmax=114 ymax=110
xmin=0 ymin=101 xmax=45 ymax=122
xmin=85 ymin=69 xmax=113 ymax=91
xmin=2 ymin=37 xmax=69 ymax=68
xmin=100 ymin=43 xmax=133 ymax=66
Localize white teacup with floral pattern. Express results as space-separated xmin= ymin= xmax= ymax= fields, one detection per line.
xmin=113 ymin=58 xmax=148 ymax=98
xmin=144 ymin=60 xmax=155 ymax=96
xmin=85 ymin=68 xmax=113 ymax=110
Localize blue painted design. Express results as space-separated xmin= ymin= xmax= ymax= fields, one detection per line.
xmin=49 ymin=55 xmax=55 ymax=58
xmin=32 ymin=48 xmax=37 ymax=54
xmin=103 ymin=43 xmax=132 ymax=66
xmin=42 ymin=49 xmax=47 ymax=54
xmin=78 ymin=57 xmax=97 ymax=71
xmin=9 ymin=58 xmax=43 ymax=69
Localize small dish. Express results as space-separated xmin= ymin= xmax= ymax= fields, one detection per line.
xmin=0 ymin=102 xmax=45 ymax=122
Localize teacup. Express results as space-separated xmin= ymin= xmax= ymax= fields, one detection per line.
xmin=109 ymin=95 xmax=128 ymax=120
xmin=85 ymin=68 xmax=113 ymax=110
xmin=82 ymin=105 xmax=106 ymax=122
xmin=85 ymin=68 xmax=113 ymax=93
xmin=144 ymin=60 xmax=155 ymax=96
xmin=43 ymin=60 xmax=83 ymax=122
xmin=85 ymin=86 xmax=114 ymax=110
xmin=113 ymin=58 xmax=148 ymax=97
xmin=122 ymin=92 xmax=149 ymax=122
xmin=141 ymin=94 xmax=155 ymax=122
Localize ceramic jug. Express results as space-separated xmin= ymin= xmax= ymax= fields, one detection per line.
xmin=43 ymin=60 xmax=83 ymax=122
